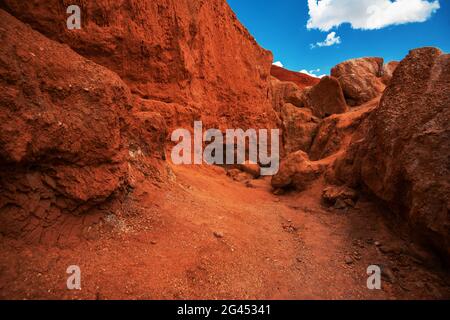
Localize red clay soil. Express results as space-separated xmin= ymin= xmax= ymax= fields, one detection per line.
xmin=271 ymin=65 xmax=320 ymax=89
xmin=0 ymin=165 xmax=448 ymax=300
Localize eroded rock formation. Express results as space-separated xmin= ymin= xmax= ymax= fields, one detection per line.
xmin=0 ymin=0 xmax=280 ymax=244
xmin=1 ymin=0 xmax=278 ymax=130
xmin=333 ymin=48 xmax=450 ymax=260
xmin=0 ymin=10 xmax=139 ymax=242
xmin=0 ymin=0 xmax=448 ymax=270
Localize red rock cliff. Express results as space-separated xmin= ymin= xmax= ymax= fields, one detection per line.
xmin=1 ymin=0 xmax=277 ymax=130
xmin=0 ymin=1 xmax=279 ymax=244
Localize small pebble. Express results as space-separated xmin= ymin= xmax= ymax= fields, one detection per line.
xmin=214 ymin=231 xmax=224 ymax=239
xmin=345 ymin=256 xmax=354 ymax=265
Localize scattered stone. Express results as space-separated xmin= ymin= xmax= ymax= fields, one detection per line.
xmin=334 ymin=199 xmax=348 ymax=210
xmin=237 ymin=161 xmax=261 ymax=179
xmin=345 ymin=256 xmax=354 ymax=265
xmin=379 ymin=244 xmax=403 ymax=255
xmin=245 ymin=181 xmax=255 ymax=188
xmin=213 ymin=231 xmax=224 ymax=239
xmin=381 ymin=267 xmax=396 ymax=283
xmin=282 ymin=224 xmax=298 ymax=234
xmin=322 ymin=186 xmax=358 ymax=209
xmin=273 ymin=188 xmax=285 ymax=196
xmin=227 ymin=169 xmax=252 ymax=183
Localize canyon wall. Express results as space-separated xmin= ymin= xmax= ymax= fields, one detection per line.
xmin=0 ymin=0 xmax=278 ymax=244
xmin=1 ymin=0 xmax=278 ymax=130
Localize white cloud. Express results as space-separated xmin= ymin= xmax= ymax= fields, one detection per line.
xmin=311 ymin=31 xmax=341 ymax=48
xmin=273 ymin=61 xmax=284 ymax=67
xmin=307 ymin=0 xmax=440 ymax=31
xmin=300 ymin=69 xmax=327 ymax=78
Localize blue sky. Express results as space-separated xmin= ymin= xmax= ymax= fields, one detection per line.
xmin=227 ymin=0 xmax=450 ymax=76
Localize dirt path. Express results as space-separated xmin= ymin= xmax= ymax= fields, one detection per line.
xmin=0 ymin=165 xmax=448 ymax=299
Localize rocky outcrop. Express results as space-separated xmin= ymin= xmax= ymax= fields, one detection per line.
xmin=309 ymin=99 xmax=378 ymax=161
xmin=1 ymin=0 xmax=277 ymax=130
xmin=271 ymin=65 xmax=320 ymax=89
xmin=280 ymin=104 xmax=319 ymax=154
xmin=333 ymin=48 xmax=450 ymax=260
xmin=331 ymin=57 xmax=386 ymax=106
xmin=0 ymin=10 xmax=137 ymax=243
xmin=271 ymin=77 xmax=304 ymax=112
xmin=303 ymin=76 xmax=348 ymax=118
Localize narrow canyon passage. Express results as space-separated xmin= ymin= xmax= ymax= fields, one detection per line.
xmin=1 ymin=165 xmax=448 ymax=300
xmin=0 ymin=0 xmax=448 ymax=304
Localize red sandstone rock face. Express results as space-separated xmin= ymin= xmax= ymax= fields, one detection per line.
xmin=0 ymin=0 xmax=280 ymax=243
xmin=271 ymin=65 xmax=320 ymax=89
xmin=280 ymin=103 xmax=320 ymax=154
xmin=271 ymin=77 xmax=305 ymax=112
xmin=0 ymin=10 xmax=136 ymax=243
xmin=1 ymin=0 xmax=277 ymax=130
xmin=309 ymin=98 xmax=378 ymax=161
xmin=303 ymin=76 xmax=348 ymax=118
xmin=334 ymin=48 xmax=450 ymax=260
xmin=331 ymin=57 xmax=386 ymax=106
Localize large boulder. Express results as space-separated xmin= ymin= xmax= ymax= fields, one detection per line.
xmin=331 ymin=57 xmax=386 ymax=106
xmin=334 ymin=47 xmax=450 ymax=260
xmin=0 ymin=10 xmax=132 ymax=242
xmin=271 ymin=77 xmax=305 ymax=111
xmin=303 ymin=76 xmax=348 ymax=118
xmin=272 ymin=151 xmax=326 ymax=191
xmin=280 ymin=103 xmax=320 ymax=154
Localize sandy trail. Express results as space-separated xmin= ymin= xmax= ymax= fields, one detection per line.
xmin=0 ymin=165 xmax=448 ymax=300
